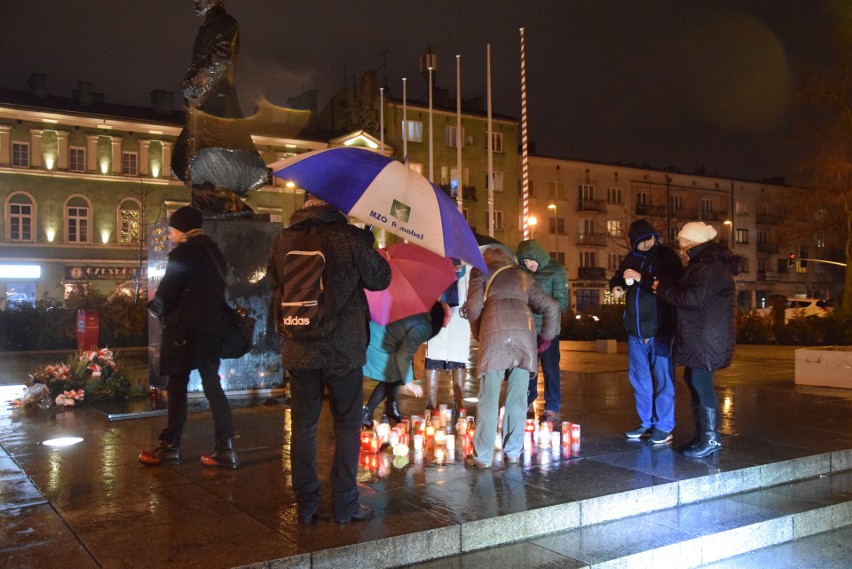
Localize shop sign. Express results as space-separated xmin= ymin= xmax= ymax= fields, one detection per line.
xmin=573 ymin=281 xmax=604 ymax=289
xmin=65 ymin=266 xmax=139 ymax=281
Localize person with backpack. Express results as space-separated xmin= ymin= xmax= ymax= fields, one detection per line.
xmin=266 ymin=197 xmax=391 ymax=525
xmin=516 ymin=239 xmax=569 ymax=424
xmin=139 ymin=206 xmax=238 ymax=469
xmin=462 ymin=244 xmax=560 ymax=468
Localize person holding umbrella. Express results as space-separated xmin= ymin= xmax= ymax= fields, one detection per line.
xmin=462 ymin=244 xmax=560 ymax=468
xmin=266 ymin=197 xmax=391 ymax=525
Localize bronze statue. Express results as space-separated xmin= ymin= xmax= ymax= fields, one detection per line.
xmin=171 ymin=0 xmax=267 ymax=214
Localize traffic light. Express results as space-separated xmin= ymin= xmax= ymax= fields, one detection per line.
xmin=787 ymin=251 xmax=796 ymax=267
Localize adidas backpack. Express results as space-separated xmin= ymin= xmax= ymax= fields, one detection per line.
xmin=274 ymin=225 xmax=339 ymax=340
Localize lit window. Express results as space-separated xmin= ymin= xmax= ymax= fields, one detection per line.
xmin=69 ymin=147 xmax=86 ymax=172
xmin=122 ymin=152 xmax=138 ymax=175
xmin=119 ymin=199 xmax=141 ymax=244
xmin=66 ymin=196 xmax=90 ymax=243
xmin=12 ymin=142 xmax=30 ymax=168
xmin=607 ymin=220 xmax=623 ymax=237
xmin=5 ymin=282 xmax=36 ymax=307
xmin=7 ymin=193 xmax=34 ymax=242
xmin=402 ymin=120 xmax=422 ymax=143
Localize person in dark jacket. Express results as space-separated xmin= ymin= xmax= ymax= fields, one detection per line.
xmin=516 ymin=240 xmax=569 ymax=424
xmin=611 ymin=220 xmax=682 ymax=445
xmin=655 ymin=221 xmax=740 ymax=458
xmin=266 ymin=198 xmax=391 ymax=525
xmin=139 ymin=206 xmax=238 ymax=469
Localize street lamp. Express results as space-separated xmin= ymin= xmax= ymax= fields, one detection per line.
xmin=527 ymin=215 xmax=537 ymax=239
xmin=548 ymin=203 xmax=558 ymax=261
xmin=723 ymin=219 xmax=733 ymax=249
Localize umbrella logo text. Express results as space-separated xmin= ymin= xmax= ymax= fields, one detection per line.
xmin=390 ymin=200 xmax=411 ymax=223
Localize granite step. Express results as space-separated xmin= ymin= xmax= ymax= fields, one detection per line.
xmin=236 ymin=450 xmax=852 ymax=569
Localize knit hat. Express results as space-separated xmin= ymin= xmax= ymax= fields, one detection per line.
xmin=168 ymin=206 xmax=203 ymax=232
xmin=678 ymin=221 xmax=717 ymax=244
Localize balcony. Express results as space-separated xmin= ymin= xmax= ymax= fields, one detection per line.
xmin=438 ymin=184 xmax=477 ymax=201
xmin=576 ymin=232 xmax=607 ymax=246
xmin=756 ymin=213 xmax=779 ymax=224
xmin=635 ymin=204 xmax=666 ymax=217
xmin=756 ymin=242 xmax=779 ymax=254
xmin=577 ymin=198 xmax=607 ymax=213
xmin=670 ymin=207 xmax=698 ymax=220
xmin=700 ymin=210 xmax=729 ymax=222
xmin=577 ymin=266 xmax=607 ymax=280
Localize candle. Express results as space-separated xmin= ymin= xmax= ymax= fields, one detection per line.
xmin=446 ymin=433 xmax=455 ymax=452
xmin=413 ymin=433 xmax=423 ymax=450
xmin=571 ymin=423 xmax=581 ymax=441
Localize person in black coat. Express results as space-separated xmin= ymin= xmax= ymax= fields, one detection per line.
xmin=139 ymin=206 xmax=238 ymax=469
xmin=655 ymin=221 xmax=741 ymax=458
xmin=611 ymin=219 xmax=682 ymax=445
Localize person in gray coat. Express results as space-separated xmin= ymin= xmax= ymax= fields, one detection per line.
xmin=655 ymin=221 xmax=740 ymax=458
xmin=266 ymin=198 xmax=391 ymax=524
xmin=462 ymin=244 xmax=560 ymax=468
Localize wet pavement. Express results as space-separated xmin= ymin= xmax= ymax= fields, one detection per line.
xmin=2 ymin=342 xmax=852 ymax=568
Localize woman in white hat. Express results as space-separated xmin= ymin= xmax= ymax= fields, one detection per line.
xmin=653 ymin=221 xmax=741 ymax=458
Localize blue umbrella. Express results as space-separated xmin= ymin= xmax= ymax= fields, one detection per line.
xmin=271 ymin=147 xmax=487 ymax=273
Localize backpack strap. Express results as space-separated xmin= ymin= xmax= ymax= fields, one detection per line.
xmin=483 ymin=265 xmax=514 ymax=302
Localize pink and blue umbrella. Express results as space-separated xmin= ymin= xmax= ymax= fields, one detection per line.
xmin=271 ymin=147 xmax=487 ymax=273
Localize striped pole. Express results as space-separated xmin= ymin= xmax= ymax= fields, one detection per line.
xmin=520 ymin=27 xmax=530 ymax=241
xmin=456 ymin=54 xmax=463 ymax=213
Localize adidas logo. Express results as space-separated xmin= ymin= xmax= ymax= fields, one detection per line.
xmin=282 ymin=316 xmax=311 ymax=326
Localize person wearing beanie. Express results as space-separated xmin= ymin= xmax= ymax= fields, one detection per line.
xmin=516 ymin=239 xmax=569 ymax=424
xmin=139 ymin=206 xmax=239 ymax=469
xmin=653 ymin=221 xmax=741 ymax=458
xmin=610 ymin=220 xmax=682 ymax=446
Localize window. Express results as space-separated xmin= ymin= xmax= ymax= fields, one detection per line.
xmin=548 ymin=181 xmax=566 ymax=200
xmin=491 ymin=171 xmax=504 ymax=192
xmin=462 ymin=208 xmax=470 ymax=222
xmin=5 ymin=282 xmax=36 ymax=308
xmin=582 ymin=218 xmax=596 ymax=234
xmin=550 ymin=251 xmax=565 ymax=265
xmin=636 ymin=192 xmax=649 ymax=206
xmin=580 ymin=251 xmax=596 ymax=267
xmin=575 ymin=289 xmax=599 ymax=310
xmin=701 ymin=198 xmax=714 ymax=217
xmin=8 ymin=193 xmax=34 ymax=242
xmin=579 ymin=184 xmax=595 ymax=201
xmin=528 ymin=179 xmax=536 ymax=197
xmin=119 ymin=199 xmax=142 ymax=244
xmin=670 ymin=195 xmax=684 ymax=211
xmin=757 ymin=258 xmax=767 ymax=273
xmin=757 ymin=229 xmax=769 ymax=244
xmin=70 ymin=147 xmax=85 ymax=172
xmin=739 ymin=257 xmax=749 ymax=273
xmin=408 ymin=162 xmax=423 ymax=175
xmin=122 ymin=152 xmax=138 ymax=175
xmin=12 ymin=142 xmax=30 ymax=168
xmin=735 ymin=228 xmax=748 ymax=244
xmin=670 ymin=226 xmax=681 ymax=243
xmin=449 ymin=167 xmax=468 ymax=189
xmin=549 ymin=215 xmax=565 ymax=234
xmin=444 ymin=126 xmax=464 ymax=148
xmin=490 ymin=132 xmax=503 ymax=153
xmin=607 ymin=186 xmax=622 ymax=204
xmin=488 ymin=210 xmax=504 ymax=231
xmin=607 ymin=220 xmax=623 ymax=237
xmin=66 ymin=196 xmax=90 ymax=243
xmin=403 ymin=120 xmax=423 ymax=143
xmin=607 ymin=253 xmax=622 ymax=270
xmin=735 ymin=200 xmax=749 ymax=215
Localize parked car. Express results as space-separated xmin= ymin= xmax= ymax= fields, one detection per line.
xmin=754 ymin=298 xmax=833 ymax=322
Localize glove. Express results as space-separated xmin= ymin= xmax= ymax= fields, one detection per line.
xmin=536 ymin=335 xmax=551 ymax=354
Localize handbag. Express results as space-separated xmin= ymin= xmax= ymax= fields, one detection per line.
xmin=219 ymin=302 xmax=255 ymax=359
xmin=206 ymin=249 xmax=255 ymax=359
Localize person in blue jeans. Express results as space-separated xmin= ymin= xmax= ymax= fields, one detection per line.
xmin=516 ymin=240 xmax=569 ymax=424
xmin=609 ymin=219 xmax=682 ymax=445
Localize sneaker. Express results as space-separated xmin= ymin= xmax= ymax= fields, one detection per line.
xmin=464 ymin=454 xmax=492 ymax=469
xmin=649 ymin=428 xmax=673 ymax=445
xmin=625 ymin=426 xmax=652 ymax=439
xmin=539 ymin=410 xmax=560 ymax=424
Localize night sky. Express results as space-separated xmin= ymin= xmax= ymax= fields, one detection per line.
xmin=1 ymin=1 xmax=841 ymax=182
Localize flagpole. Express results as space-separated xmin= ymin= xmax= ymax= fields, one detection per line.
xmin=379 ymin=86 xmax=385 ymax=155
xmin=456 ymin=54 xmax=463 ymax=214
xmin=487 ymin=43 xmax=494 ymax=238
xmin=428 ymin=65 xmax=434 ymax=183
xmin=402 ymin=78 xmax=408 ymax=163
xmin=519 ymin=27 xmax=530 ymax=241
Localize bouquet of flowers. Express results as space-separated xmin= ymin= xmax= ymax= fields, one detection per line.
xmin=22 ymin=347 xmax=138 ymax=406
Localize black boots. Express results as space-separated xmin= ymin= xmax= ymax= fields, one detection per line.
xmin=683 ymin=406 xmax=722 ymax=458
xmin=362 ymin=407 xmax=374 ymax=429
xmin=386 ymin=400 xmax=403 ymax=424
xmin=201 ymin=436 xmax=239 ymax=469
xmin=138 ymin=440 xmax=181 ymax=466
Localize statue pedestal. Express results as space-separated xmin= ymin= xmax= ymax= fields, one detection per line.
xmin=795 ymin=346 xmax=852 ymax=388
xmin=148 ymin=218 xmax=282 ymax=393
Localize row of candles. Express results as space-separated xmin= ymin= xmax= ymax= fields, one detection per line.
xmin=361 ymin=405 xmax=581 ymax=457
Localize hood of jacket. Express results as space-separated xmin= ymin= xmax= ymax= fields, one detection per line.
xmin=516 ymin=239 xmax=551 ymax=268
xmin=289 ymin=204 xmax=348 ymax=228
xmin=628 ymin=219 xmax=659 ymax=250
